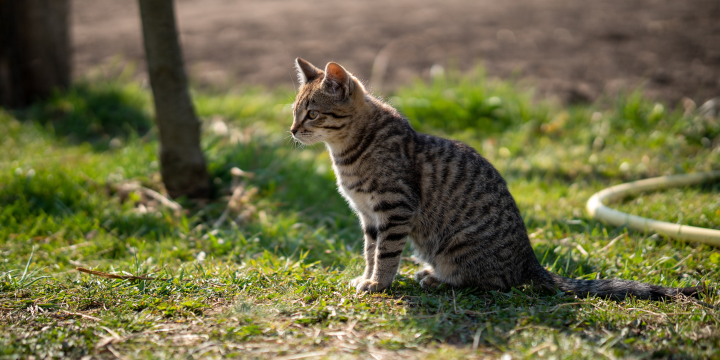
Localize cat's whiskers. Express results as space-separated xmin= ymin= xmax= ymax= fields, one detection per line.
xmin=293 ymin=137 xmax=304 ymax=149
xmin=289 ymin=71 xmax=298 ymax=94
xmin=284 ymin=132 xmax=296 ymax=146
xmin=300 ymin=134 xmax=321 ymax=147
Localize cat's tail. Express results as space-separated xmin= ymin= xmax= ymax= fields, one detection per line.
xmin=528 ymin=264 xmax=704 ymax=300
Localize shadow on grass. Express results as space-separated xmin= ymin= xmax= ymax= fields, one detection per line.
xmin=360 ymin=211 xmax=704 ymax=354
xmin=0 ymin=169 xmax=176 ymax=242
xmin=2 ymin=81 xmax=361 ymax=264
xmin=383 ymin=281 xmax=665 ymax=357
xmin=21 ymin=82 xmax=153 ymax=150
xmin=376 ymin=231 xmax=685 ymax=357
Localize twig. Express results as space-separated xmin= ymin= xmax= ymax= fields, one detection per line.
xmin=472 ymin=327 xmax=483 ymax=350
xmin=230 ymin=166 xmax=255 ymax=181
xmin=575 ymin=244 xmax=589 ymax=256
xmin=76 ymin=267 xmax=163 ymax=281
xmin=141 ymin=187 xmax=182 ymax=211
xmin=346 ymin=319 xmax=360 ymax=337
xmin=368 ymin=352 xmax=383 ymax=360
xmin=213 ymin=167 xmax=253 ymax=228
xmin=624 ymin=308 xmax=692 ymax=317
xmin=596 ymin=233 xmax=627 ymax=253
xmin=69 ymin=259 xmax=88 ymax=268
xmin=60 ymin=310 xmax=101 ymax=321
xmin=526 ymin=343 xmax=553 ymax=356
xmin=106 ymin=345 xmax=129 ymax=360
xmin=115 ymin=181 xmax=182 ymax=211
xmin=213 ymin=185 xmax=245 ymax=228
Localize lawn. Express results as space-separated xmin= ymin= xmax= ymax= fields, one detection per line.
xmin=1 ymin=68 xmax=719 ymax=359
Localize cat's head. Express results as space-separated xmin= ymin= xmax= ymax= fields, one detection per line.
xmin=290 ymin=58 xmax=367 ymax=146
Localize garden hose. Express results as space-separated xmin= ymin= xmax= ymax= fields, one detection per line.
xmin=586 ymin=171 xmax=720 ymax=247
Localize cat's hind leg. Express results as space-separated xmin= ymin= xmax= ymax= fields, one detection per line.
xmin=415 ymin=266 xmax=443 ymax=289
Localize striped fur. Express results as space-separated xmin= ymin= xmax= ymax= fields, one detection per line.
xmin=290 ymin=58 xmax=703 ymax=300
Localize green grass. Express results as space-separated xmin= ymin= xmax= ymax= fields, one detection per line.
xmin=1 ymin=69 xmax=719 ymax=359
xmin=615 ymin=184 xmax=720 ymax=231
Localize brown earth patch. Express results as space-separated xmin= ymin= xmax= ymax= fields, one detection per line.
xmin=72 ymin=0 xmax=720 ymax=105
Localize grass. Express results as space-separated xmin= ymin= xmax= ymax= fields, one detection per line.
xmin=1 ymin=68 xmax=719 ymax=359
xmin=615 ymin=184 xmax=720 ymax=231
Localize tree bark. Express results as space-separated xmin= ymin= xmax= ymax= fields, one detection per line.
xmin=0 ymin=0 xmax=70 ymax=108
xmin=138 ymin=0 xmax=210 ymax=199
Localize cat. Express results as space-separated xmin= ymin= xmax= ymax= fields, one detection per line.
xmin=290 ymin=58 xmax=703 ymax=300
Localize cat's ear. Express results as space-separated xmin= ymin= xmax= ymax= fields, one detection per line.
xmin=322 ymin=62 xmax=353 ymax=98
xmin=295 ymin=58 xmax=322 ymax=85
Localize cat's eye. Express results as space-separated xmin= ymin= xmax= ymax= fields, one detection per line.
xmin=307 ymin=110 xmax=319 ymax=119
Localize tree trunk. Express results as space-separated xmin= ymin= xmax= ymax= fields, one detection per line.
xmin=0 ymin=0 xmax=70 ymax=108
xmin=138 ymin=0 xmax=210 ymax=199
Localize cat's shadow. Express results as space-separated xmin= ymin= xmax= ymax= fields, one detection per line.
xmin=381 ymin=273 xmax=588 ymax=349
xmin=381 ymin=268 xmax=654 ymax=353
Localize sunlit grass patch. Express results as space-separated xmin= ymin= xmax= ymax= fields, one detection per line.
xmin=615 ymin=184 xmax=720 ymax=230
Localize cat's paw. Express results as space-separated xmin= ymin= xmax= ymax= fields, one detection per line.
xmin=350 ymin=276 xmax=366 ymax=288
xmin=414 ymin=268 xmax=433 ymax=282
xmin=354 ymin=279 xmax=384 ymax=293
xmin=415 ymin=268 xmax=442 ymax=289
xmin=418 ymin=275 xmax=442 ymax=289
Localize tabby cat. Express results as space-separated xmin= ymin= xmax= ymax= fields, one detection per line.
xmin=290 ymin=58 xmax=702 ymax=300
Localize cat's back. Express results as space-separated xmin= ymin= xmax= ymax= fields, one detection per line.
xmin=413 ymin=132 xmax=510 ymax=209
xmin=411 ymin=133 xmax=528 ymax=267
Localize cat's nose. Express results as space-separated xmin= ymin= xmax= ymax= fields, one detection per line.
xmin=291 ymin=128 xmax=298 ymax=135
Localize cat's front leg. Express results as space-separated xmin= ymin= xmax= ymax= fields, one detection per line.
xmin=355 ymin=216 xmax=411 ymax=293
xmin=350 ymin=226 xmax=377 ymax=287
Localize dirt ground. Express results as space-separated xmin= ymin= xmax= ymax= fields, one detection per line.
xmin=72 ymin=0 xmax=720 ymax=105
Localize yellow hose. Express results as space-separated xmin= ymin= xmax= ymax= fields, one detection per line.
xmin=586 ymin=171 xmax=720 ymax=247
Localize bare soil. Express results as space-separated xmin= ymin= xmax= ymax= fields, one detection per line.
xmin=72 ymin=0 xmax=720 ymax=105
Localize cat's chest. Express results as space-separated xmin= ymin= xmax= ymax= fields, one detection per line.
xmin=333 ymin=165 xmax=375 ymax=214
